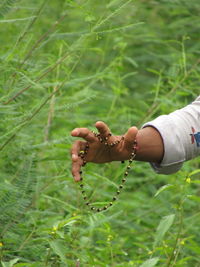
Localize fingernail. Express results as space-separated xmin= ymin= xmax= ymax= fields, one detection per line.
xmin=75 ymin=176 xmax=80 ymax=182
xmin=71 ymin=129 xmax=79 ymax=136
xmin=95 ymin=121 xmax=102 ymax=126
xmin=72 ymin=154 xmax=77 ymax=160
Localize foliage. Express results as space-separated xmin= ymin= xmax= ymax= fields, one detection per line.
xmin=0 ymin=0 xmax=200 ymax=266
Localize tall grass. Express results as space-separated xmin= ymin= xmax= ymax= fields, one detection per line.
xmin=0 ymin=0 xmax=200 ymax=266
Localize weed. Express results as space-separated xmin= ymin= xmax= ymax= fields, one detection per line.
xmin=0 ymin=0 xmax=200 ymax=266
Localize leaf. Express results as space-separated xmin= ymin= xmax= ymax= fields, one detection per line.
xmin=56 ymin=216 xmax=81 ymax=229
xmin=1 ymin=258 xmax=20 ymax=267
xmin=187 ymin=195 xmax=200 ymax=202
xmin=85 ymin=15 xmax=96 ymax=22
xmin=49 ymin=240 xmax=68 ymax=265
xmin=139 ymin=257 xmax=159 ymax=267
xmin=191 ymin=180 xmax=200 ymax=184
xmin=154 ymin=214 xmax=175 ymax=248
xmin=0 ymin=16 xmax=36 ymax=23
xmin=154 ymin=184 xmax=174 ymax=197
xmin=15 ymin=263 xmax=40 ymax=267
xmin=188 ymin=169 xmax=200 ymax=177
xmin=125 ymin=56 xmax=138 ymax=67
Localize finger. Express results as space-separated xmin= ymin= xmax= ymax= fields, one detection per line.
xmin=71 ymin=140 xmax=85 ymax=181
xmin=71 ymin=140 xmax=85 ymax=158
xmin=71 ymin=157 xmax=83 ymax=182
xmin=95 ymin=121 xmax=111 ymax=138
xmin=71 ymin=128 xmax=96 ymax=142
xmin=123 ymin=126 xmax=138 ymax=150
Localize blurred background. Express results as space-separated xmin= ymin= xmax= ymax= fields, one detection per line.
xmin=0 ymin=0 xmax=200 ymax=266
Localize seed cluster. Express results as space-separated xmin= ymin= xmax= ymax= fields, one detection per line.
xmin=78 ymin=131 xmax=138 ymax=212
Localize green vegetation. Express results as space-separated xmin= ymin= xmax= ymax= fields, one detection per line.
xmin=0 ymin=0 xmax=200 ymax=266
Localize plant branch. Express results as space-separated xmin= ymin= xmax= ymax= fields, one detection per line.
xmin=139 ymin=58 xmax=200 ymax=126
xmin=3 ymin=53 xmax=70 ymax=105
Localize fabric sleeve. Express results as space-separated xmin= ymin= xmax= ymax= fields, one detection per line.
xmin=142 ymin=96 xmax=200 ymax=174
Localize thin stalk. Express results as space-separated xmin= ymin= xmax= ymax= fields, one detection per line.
xmin=8 ymin=11 xmax=68 ymax=91
xmin=109 ymin=243 xmax=114 ymax=267
xmin=0 ymin=94 xmax=56 ymax=151
xmin=44 ymin=48 xmax=82 ymax=142
xmin=0 ymin=130 xmax=20 ymax=150
xmin=44 ymin=45 xmax=63 ymax=142
xmin=44 ymin=87 xmax=57 ymax=141
xmin=3 ymin=31 xmax=89 ymax=104
xmin=106 ymin=94 xmax=118 ymax=119
xmin=4 ymin=53 xmax=70 ymax=105
xmin=171 ymin=244 xmax=182 ymax=267
xmin=19 ymin=12 xmax=68 ymax=68
xmin=18 ymin=227 xmax=36 ymax=251
xmin=0 ymin=247 xmax=3 ymax=261
xmin=139 ymin=58 xmax=200 ymax=126
xmin=181 ymin=37 xmax=187 ymax=78
xmin=4 ymin=3 xmax=138 ymax=105
xmin=166 ymin=203 xmax=184 ymax=266
xmin=1 ymin=54 xmax=106 ymax=151
xmin=45 ymin=248 xmax=51 ymax=266
xmin=92 ymin=0 xmax=133 ymax=32
xmin=0 ymin=68 xmax=70 ymax=151
xmin=7 ymin=0 xmax=48 ymax=58
xmin=7 ymin=0 xmax=49 ymax=88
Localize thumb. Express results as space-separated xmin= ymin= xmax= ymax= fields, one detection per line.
xmin=123 ymin=126 xmax=138 ymax=150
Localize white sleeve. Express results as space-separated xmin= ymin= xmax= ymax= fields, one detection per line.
xmin=143 ymin=96 xmax=200 ymax=174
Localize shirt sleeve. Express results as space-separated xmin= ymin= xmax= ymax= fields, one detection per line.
xmin=142 ymin=96 xmax=200 ymax=174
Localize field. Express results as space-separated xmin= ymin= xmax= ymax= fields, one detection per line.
xmin=0 ymin=0 xmax=200 ymax=266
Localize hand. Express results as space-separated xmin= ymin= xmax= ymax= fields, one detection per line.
xmin=71 ymin=121 xmax=138 ymax=181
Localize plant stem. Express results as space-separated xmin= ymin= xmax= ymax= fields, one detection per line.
xmin=139 ymin=58 xmax=200 ymax=126
xmin=3 ymin=53 xmax=70 ymax=105
xmin=166 ymin=203 xmax=184 ymax=266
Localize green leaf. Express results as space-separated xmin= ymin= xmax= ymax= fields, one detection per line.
xmin=188 ymin=169 xmax=200 ymax=177
xmin=15 ymin=263 xmax=40 ymax=267
xmin=49 ymin=240 xmax=68 ymax=265
xmin=56 ymin=216 xmax=81 ymax=229
xmin=154 ymin=214 xmax=175 ymax=248
xmin=139 ymin=257 xmax=159 ymax=267
xmin=154 ymin=184 xmax=174 ymax=197
xmin=187 ymin=195 xmax=200 ymax=202
xmin=85 ymin=15 xmax=96 ymax=22
xmin=1 ymin=258 xmax=20 ymax=267
xmin=191 ymin=180 xmax=200 ymax=184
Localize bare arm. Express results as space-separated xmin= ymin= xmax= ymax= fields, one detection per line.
xmin=135 ymin=126 xmax=164 ymax=163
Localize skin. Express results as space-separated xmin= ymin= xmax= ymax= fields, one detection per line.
xmin=71 ymin=121 xmax=164 ymax=181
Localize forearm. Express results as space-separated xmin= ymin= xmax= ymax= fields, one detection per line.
xmin=135 ymin=127 xmax=164 ymax=163
xmin=139 ymin=96 xmax=200 ymax=174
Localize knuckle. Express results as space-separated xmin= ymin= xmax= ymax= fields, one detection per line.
xmin=82 ymin=128 xmax=89 ymax=134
